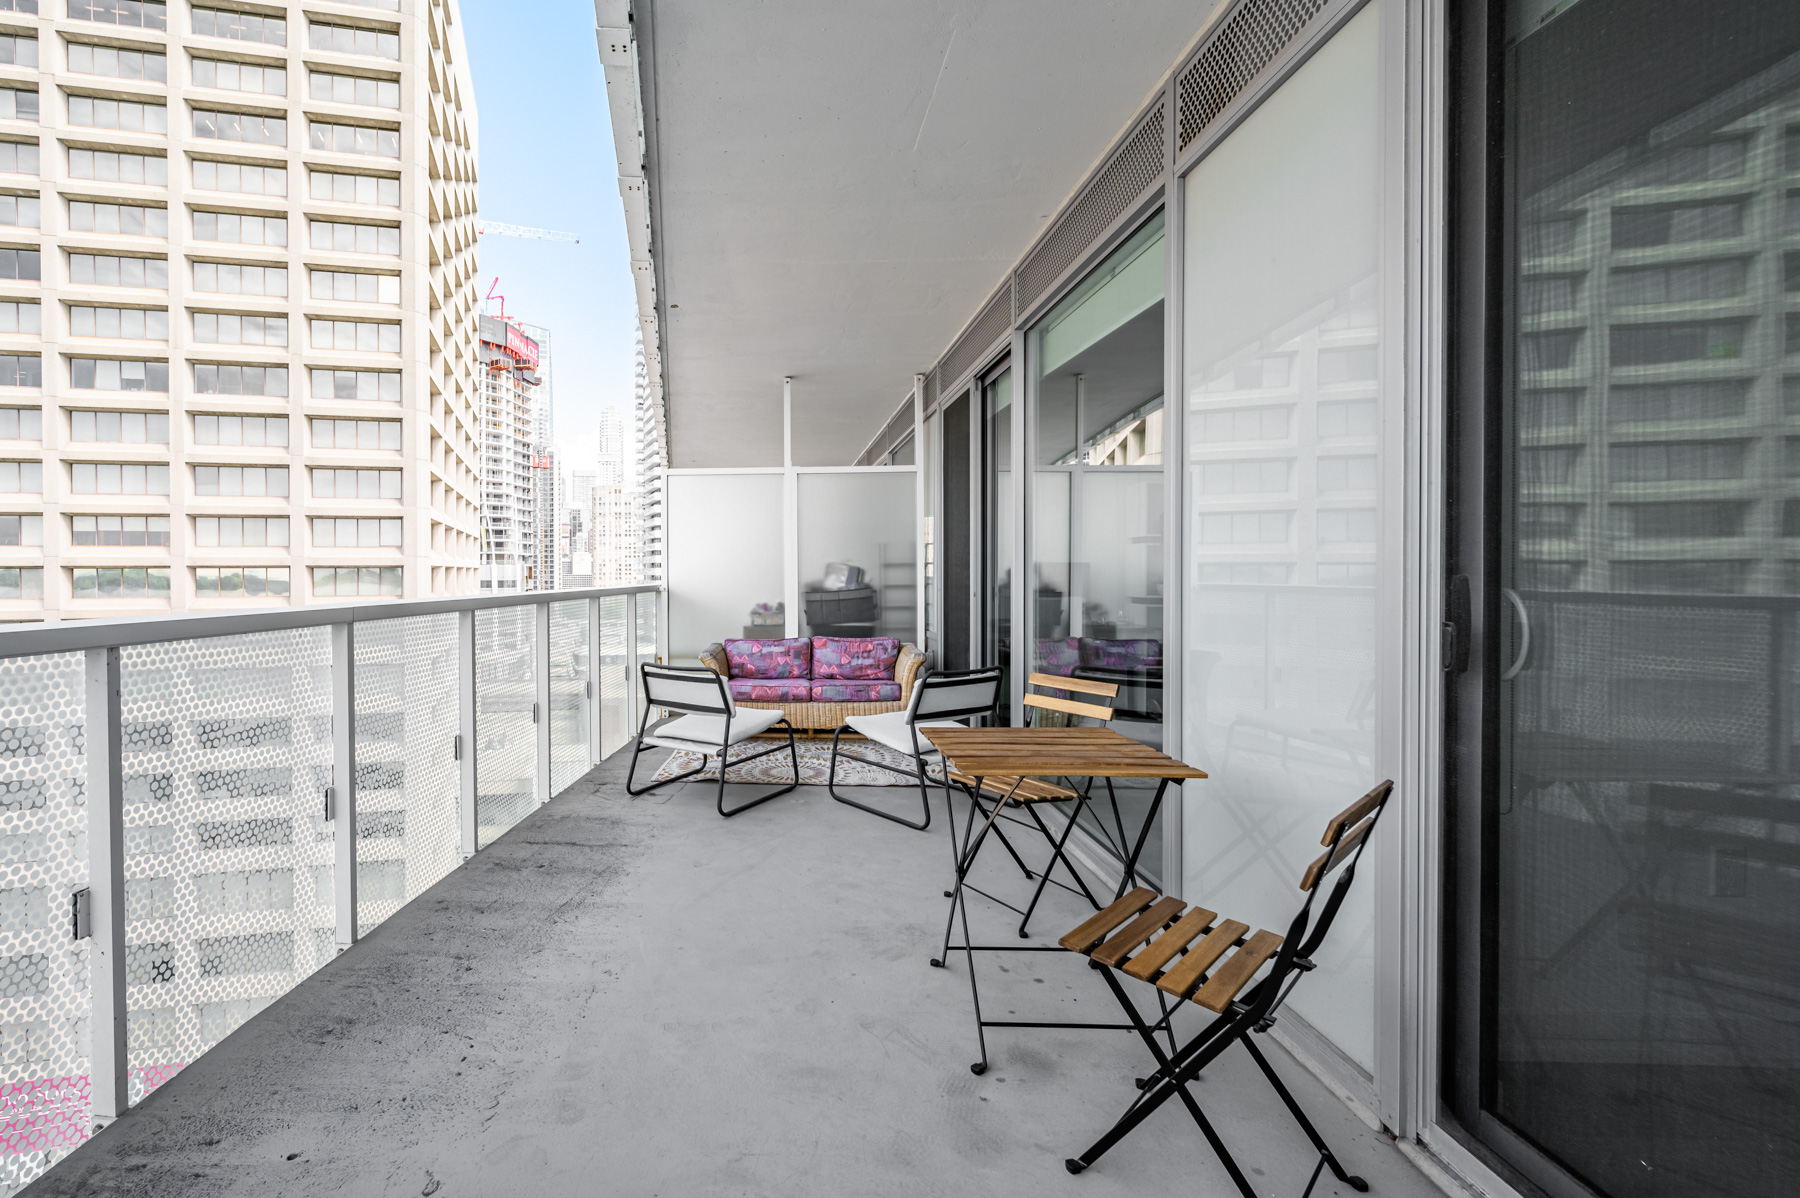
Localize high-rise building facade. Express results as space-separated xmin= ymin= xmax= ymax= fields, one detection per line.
xmin=0 ymin=0 xmax=482 ymax=621
xmin=633 ymin=331 xmax=663 ymax=583
xmin=476 ymin=312 xmax=536 ymax=590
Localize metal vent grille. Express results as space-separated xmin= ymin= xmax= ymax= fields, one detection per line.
xmin=855 ymin=398 xmax=918 ymax=466
xmin=1177 ymin=0 xmax=1329 ymax=153
xmin=1015 ymin=103 xmax=1165 ymax=312
xmin=937 ymin=279 xmax=1015 ymax=395
xmin=925 ymin=368 xmax=939 ymax=410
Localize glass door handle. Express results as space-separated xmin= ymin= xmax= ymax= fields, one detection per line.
xmin=1501 ymin=587 xmax=1531 ymax=680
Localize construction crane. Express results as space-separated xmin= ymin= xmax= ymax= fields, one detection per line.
xmin=476 ymin=221 xmax=579 ymax=244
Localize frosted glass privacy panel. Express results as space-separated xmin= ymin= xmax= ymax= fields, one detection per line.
xmin=796 ymin=471 xmax=917 ymax=642
xmin=0 ymin=653 xmax=92 ymax=1188
xmin=475 ymin=607 xmax=536 ymax=848
xmin=116 ymin=629 xmax=336 ymax=1103
xmin=1180 ymin=4 xmax=1382 ymax=1071
xmin=548 ymin=602 xmax=590 ymax=795
xmin=354 ymin=615 xmax=459 ymax=937
xmin=666 ymin=473 xmax=783 ymax=659
xmin=598 ymin=595 xmax=630 ymax=758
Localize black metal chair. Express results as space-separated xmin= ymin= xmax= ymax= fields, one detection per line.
xmin=624 ymin=662 xmax=800 ymax=817
xmin=1056 ymin=779 xmax=1395 ymax=1196
xmin=824 ymin=665 xmax=1004 ymax=830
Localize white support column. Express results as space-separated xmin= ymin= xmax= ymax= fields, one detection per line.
xmin=913 ymin=374 xmax=926 ymax=650
xmin=458 ymin=608 xmax=477 ymax=859
xmin=623 ymin=590 xmax=639 ymax=731
xmin=782 ymin=377 xmax=800 ymax=640
xmin=588 ymin=597 xmax=603 ymax=764
xmin=535 ymin=600 xmax=552 ymax=803
xmin=83 ymin=646 xmax=126 ymax=1128
xmin=331 ymin=622 xmax=357 ymax=951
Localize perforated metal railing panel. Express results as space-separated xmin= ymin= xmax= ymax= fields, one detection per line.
xmin=937 ymin=280 xmax=1015 ymax=397
xmin=549 ymin=602 xmax=590 ymax=796
xmin=0 ymin=653 xmax=90 ymax=1195
xmin=635 ymin=598 xmax=657 ymax=672
xmin=1014 ymin=104 xmax=1165 ymax=314
xmin=116 ymin=630 xmax=335 ymax=1106
xmin=476 ymin=608 xmax=536 ymax=849
xmin=1176 ymin=0 xmax=1330 ymax=154
xmin=354 ymin=615 xmax=459 ymax=938
xmin=599 ymin=596 xmax=631 ymax=759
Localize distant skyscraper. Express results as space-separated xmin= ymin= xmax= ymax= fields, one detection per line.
xmin=635 ymin=332 xmax=666 ymax=584
xmin=477 ymin=315 xmax=540 ymax=590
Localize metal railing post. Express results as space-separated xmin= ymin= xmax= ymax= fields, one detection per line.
xmin=588 ymin=597 xmax=602 ymax=765
xmin=331 ymin=622 xmax=357 ymax=951
xmin=535 ymin=599 xmax=552 ymax=803
xmin=458 ymin=608 xmax=477 ymax=859
xmin=84 ymin=646 xmax=127 ymax=1127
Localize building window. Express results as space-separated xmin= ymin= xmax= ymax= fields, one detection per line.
xmin=1614 ymin=501 xmax=1749 ymax=539
xmin=1194 ymin=459 xmax=1289 ymax=495
xmin=70 ymin=306 xmax=169 ymax=340
xmin=191 ymin=7 xmax=283 ymax=44
xmin=70 ymin=359 xmax=168 ymax=392
xmin=1611 ymin=259 xmax=1748 ymax=305
xmin=193 ymin=364 xmax=286 ymax=397
xmin=72 ymin=567 xmax=171 ymax=599
xmin=192 ymin=313 xmax=288 ymax=347
xmin=1192 ymin=406 xmax=1291 ymax=443
xmin=191 ymin=211 xmax=285 ymax=247
xmin=68 ymin=254 xmax=166 ymax=288
xmin=0 ymin=35 xmax=36 ymax=68
xmin=310 ymin=270 xmax=397 ymax=304
xmin=1519 ymin=503 xmax=1582 ymax=540
xmin=193 ymin=414 xmax=287 ymax=446
xmin=312 ymin=468 xmax=399 ymax=499
xmin=0 ymin=567 xmax=41 ymax=599
xmin=68 ymin=0 xmax=165 ymax=28
xmin=191 ymin=109 xmax=285 ymax=146
xmin=312 ymin=516 xmax=400 ymax=547
xmin=1612 ymin=202 xmax=1744 ymax=249
xmin=194 ymin=566 xmax=289 ymax=599
xmin=309 ymin=171 xmax=398 ymax=206
xmin=192 ymin=466 xmax=286 ymax=497
xmin=310 ymin=320 xmax=399 ymax=352
xmin=1318 ymin=455 xmax=1378 ymax=492
xmin=194 ymin=516 xmax=287 ymax=546
xmin=308 ymin=120 xmax=398 ymax=158
xmin=0 ymin=461 xmax=41 ymax=492
xmin=313 ymin=566 xmax=400 ymax=597
xmin=67 ymin=41 xmax=161 ymax=79
xmin=309 ymin=220 xmax=399 ymax=255
xmin=0 ymin=87 xmax=38 ymax=122
xmin=311 ymin=417 xmax=398 ymax=450
xmin=191 ymin=160 xmax=284 ymax=196
xmin=68 ymin=96 xmax=166 ymax=134
xmin=1610 ymin=439 xmax=1747 ymax=482
xmin=1610 ymin=560 xmax=1748 ymax=594
xmin=1520 ymin=330 xmax=1581 ymax=371
xmin=70 ymin=410 xmax=169 ymax=442
xmin=1318 ymin=508 xmax=1378 ymax=544
xmin=1317 ymin=398 xmax=1378 ymax=438
xmin=1196 ymin=511 xmax=1290 ymax=544
xmin=0 ymin=513 xmax=40 ymax=544
xmin=72 ymin=514 xmax=168 ymax=546
xmin=0 ymin=356 xmax=39 ymax=387
xmin=69 ymin=148 xmax=164 ymax=185
xmin=192 ymin=59 xmax=285 ymax=96
xmin=308 ymin=22 xmax=398 ymax=60
xmin=0 ymin=408 xmax=38 ymax=438
xmin=0 ymin=143 xmax=37 ymax=176
xmin=308 ymin=72 xmax=398 ymax=109
xmin=0 ymin=195 xmax=36 ymax=229
xmin=1609 ymin=380 xmax=1749 ymax=424
xmin=311 ymin=369 xmax=398 ymax=402
xmin=70 ymin=462 xmax=168 ymax=494
xmin=68 ymin=201 xmax=166 ymax=236
xmin=1611 ymin=320 xmax=1748 ymax=366
xmin=193 ymin=262 xmax=286 ymax=297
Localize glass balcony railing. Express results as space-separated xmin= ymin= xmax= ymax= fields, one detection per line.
xmin=0 ymin=585 xmax=658 ymax=1195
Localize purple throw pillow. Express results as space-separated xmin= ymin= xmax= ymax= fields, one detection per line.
xmin=723 ymin=637 xmax=811 ymax=679
xmin=810 ymin=636 xmax=899 ymax=681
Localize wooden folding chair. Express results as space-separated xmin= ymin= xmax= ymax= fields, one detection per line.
xmin=1056 ymin=780 xmax=1394 ymax=1196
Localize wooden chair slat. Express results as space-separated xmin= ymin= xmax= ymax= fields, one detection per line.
xmin=1154 ymin=919 xmax=1248 ymax=1000
xmin=1059 ymin=887 xmax=1157 ymax=955
xmin=1022 ymin=693 xmax=1116 ymax=722
xmin=1301 ymin=816 xmax=1373 ymax=891
xmin=1091 ymin=897 xmax=1186 ymax=968
xmin=1320 ymin=779 xmax=1393 ymax=847
xmin=1122 ymin=907 xmax=1216 ymax=981
xmin=1027 ymin=672 xmax=1120 ymax=698
xmin=1191 ymin=929 xmax=1285 ymax=1013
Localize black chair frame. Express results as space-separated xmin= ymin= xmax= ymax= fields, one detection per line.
xmin=624 ymin=662 xmax=800 ymax=818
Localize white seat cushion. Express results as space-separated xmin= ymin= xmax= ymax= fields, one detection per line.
xmin=644 ymin=705 xmax=786 ymax=753
xmin=845 ymin=710 xmax=966 ymax=758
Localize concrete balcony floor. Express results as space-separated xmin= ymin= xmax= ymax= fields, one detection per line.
xmin=30 ymin=751 xmax=1445 ymax=1198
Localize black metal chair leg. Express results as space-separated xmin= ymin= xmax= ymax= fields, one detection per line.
xmin=826 ymin=724 xmax=933 ymax=830
xmin=715 ymin=723 xmax=800 ymax=818
xmin=1016 ymin=799 xmax=1100 ymax=937
xmin=623 ymin=722 xmax=708 ymax=797
xmin=1238 ymin=1035 xmax=1368 ymax=1192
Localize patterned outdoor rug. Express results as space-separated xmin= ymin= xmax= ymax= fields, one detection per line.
xmin=648 ymin=738 xmax=944 ymax=787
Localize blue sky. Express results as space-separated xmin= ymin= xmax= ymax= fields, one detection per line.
xmin=460 ymin=0 xmax=636 ymax=468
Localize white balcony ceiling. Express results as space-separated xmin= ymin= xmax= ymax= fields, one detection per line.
xmin=635 ymin=0 xmax=1222 ymax=467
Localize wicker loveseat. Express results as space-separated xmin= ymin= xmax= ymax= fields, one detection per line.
xmin=699 ymin=636 xmax=926 ymax=731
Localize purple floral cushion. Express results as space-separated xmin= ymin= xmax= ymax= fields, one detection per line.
xmin=1035 ymin=637 xmax=1081 ymax=676
xmin=729 ymin=677 xmax=812 ymax=703
xmin=811 ymin=680 xmax=901 ymax=703
xmin=810 ymin=636 xmax=899 ymax=681
xmin=723 ymin=637 xmax=811 ymax=679
xmin=1079 ymin=638 xmax=1163 ymax=672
